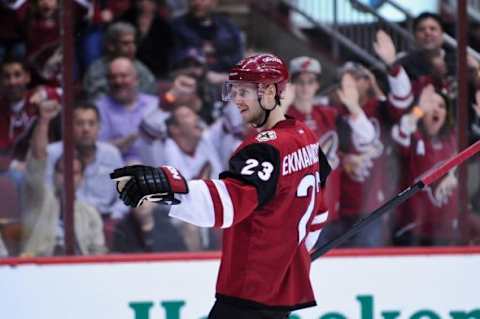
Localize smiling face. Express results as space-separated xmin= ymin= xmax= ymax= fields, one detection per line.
xmin=415 ymin=17 xmax=444 ymax=51
xmin=171 ymin=106 xmax=203 ymax=143
xmin=228 ymin=81 xmax=264 ymax=124
xmin=1 ymin=62 xmax=30 ymax=102
xmin=422 ymin=92 xmax=447 ymax=137
xmin=292 ymin=72 xmax=319 ymax=102
xmin=107 ymin=57 xmax=138 ymax=104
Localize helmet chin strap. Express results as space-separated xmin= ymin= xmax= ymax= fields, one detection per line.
xmin=252 ymin=84 xmax=281 ymax=128
xmin=252 ymin=100 xmax=271 ymax=128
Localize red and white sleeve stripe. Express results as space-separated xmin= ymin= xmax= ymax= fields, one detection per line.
xmin=387 ymin=66 xmax=414 ymax=110
xmin=305 ymin=210 xmax=329 ymax=251
xmin=169 ymin=178 xmax=259 ymax=228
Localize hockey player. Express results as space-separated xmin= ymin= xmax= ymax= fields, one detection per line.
xmin=111 ymin=53 xmax=331 ymax=318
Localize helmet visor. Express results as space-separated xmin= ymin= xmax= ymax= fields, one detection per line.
xmin=222 ymin=81 xmax=258 ymax=102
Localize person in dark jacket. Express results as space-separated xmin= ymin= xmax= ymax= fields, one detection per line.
xmin=113 ymin=201 xmax=186 ymax=253
xmin=170 ymin=0 xmax=243 ymax=72
xmin=117 ymin=0 xmax=175 ymax=78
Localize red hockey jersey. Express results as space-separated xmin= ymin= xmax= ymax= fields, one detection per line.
xmin=392 ymin=123 xmax=458 ymax=241
xmin=169 ymin=118 xmax=330 ymax=310
xmin=0 ymin=87 xmax=61 ymax=152
xmin=287 ymin=105 xmax=341 ymax=220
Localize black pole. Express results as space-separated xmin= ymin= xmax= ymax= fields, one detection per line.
xmin=61 ymin=0 xmax=76 ymax=255
xmin=456 ymin=0 xmax=469 ymax=240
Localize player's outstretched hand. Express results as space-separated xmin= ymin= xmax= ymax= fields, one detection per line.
xmin=110 ymin=165 xmax=189 ymax=207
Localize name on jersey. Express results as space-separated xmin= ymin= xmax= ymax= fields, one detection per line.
xmin=282 ymin=142 xmax=319 ymax=176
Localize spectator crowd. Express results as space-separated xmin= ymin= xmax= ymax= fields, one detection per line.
xmin=0 ymin=0 xmax=479 ymax=257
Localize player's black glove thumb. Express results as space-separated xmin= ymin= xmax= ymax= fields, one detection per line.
xmin=110 ymin=165 xmax=188 ymax=207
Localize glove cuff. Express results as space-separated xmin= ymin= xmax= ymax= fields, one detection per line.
xmin=159 ymin=166 xmax=189 ymax=194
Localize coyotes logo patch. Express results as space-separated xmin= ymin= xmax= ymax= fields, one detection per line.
xmin=256 ymin=131 xmax=277 ymax=142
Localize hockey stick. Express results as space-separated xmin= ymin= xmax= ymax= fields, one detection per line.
xmin=311 ymin=140 xmax=480 ymax=261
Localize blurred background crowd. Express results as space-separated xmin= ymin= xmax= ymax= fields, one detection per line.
xmin=0 ymin=0 xmax=479 ymax=258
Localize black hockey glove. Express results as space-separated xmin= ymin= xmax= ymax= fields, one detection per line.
xmin=110 ymin=165 xmax=188 ymax=207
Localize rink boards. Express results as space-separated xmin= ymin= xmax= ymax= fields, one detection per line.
xmin=0 ymin=247 xmax=479 ymax=319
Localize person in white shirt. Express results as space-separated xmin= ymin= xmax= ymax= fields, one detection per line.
xmin=139 ymin=105 xmax=224 ymax=250
xmin=46 ymin=102 xmax=128 ymax=220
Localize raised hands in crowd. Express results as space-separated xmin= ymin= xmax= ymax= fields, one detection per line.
xmin=166 ymin=74 xmax=201 ymax=111
xmin=373 ymin=29 xmax=397 ymax=66
xmin=434 ymin=170 xmax=458 ymax=206
xmin=342 ymin=152 xmax=374 ymax=182
xmin=399 ymin=84 xmax=436 ymax=134
xmin=37 ymin=99 xmax=61 ymax=123
xmin=337 ymin=72 xmax=363 ymax=118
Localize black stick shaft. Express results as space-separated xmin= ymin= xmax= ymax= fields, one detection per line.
xmin=310 ymin=140 xmax=480 ymax=261
xmin=310 ymin=182 xmax=423 ymax=261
